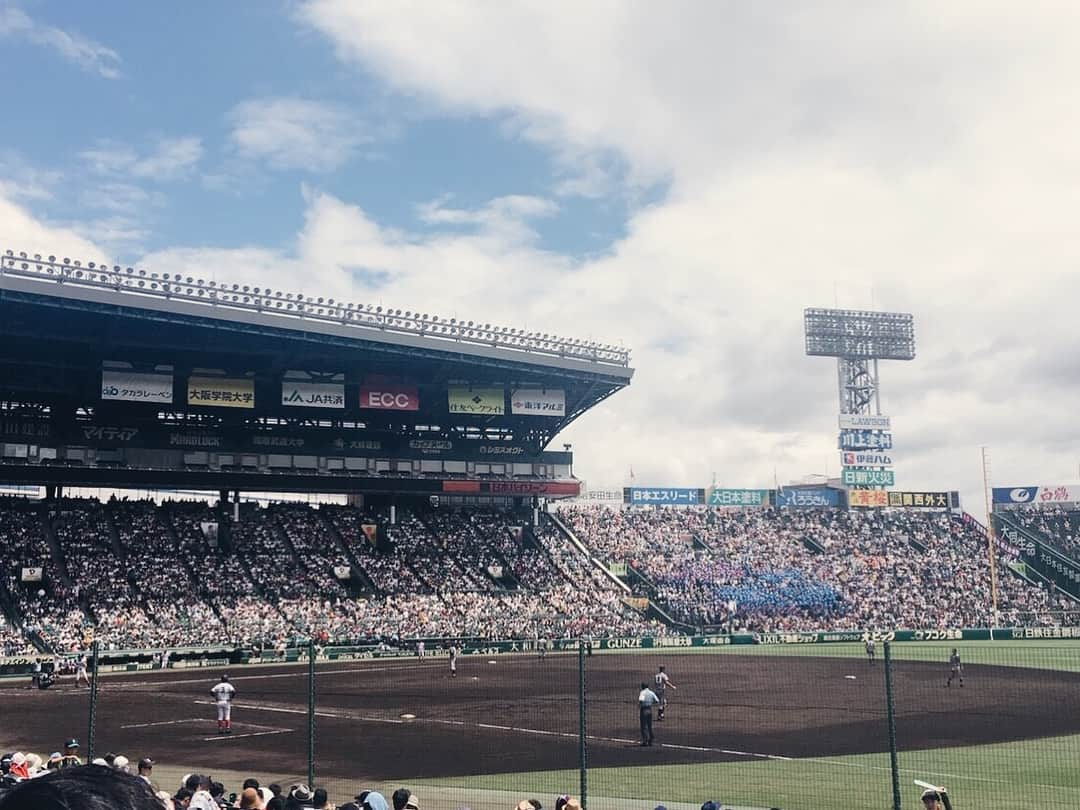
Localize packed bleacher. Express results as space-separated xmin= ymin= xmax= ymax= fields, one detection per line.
xmin=1009 ymin=506 xmax=1080 ymax=561
xmin=557 ymin=504 xmax=1076 ymax=631
xmin=3 ymin=496 xmax=1078 ymax=657
xmin=0 ymin=497 xmax=657 ymax=654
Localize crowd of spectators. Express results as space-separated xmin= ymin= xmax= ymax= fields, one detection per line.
xmin=559 ymin=504 xmax=1074 ymax=631
xmin=1010 ymin=506 xmax=1080 ymax=561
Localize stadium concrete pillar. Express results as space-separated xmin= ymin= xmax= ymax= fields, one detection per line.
xmin=390 ymin=503 xmax=396 ymax=525
xmin=233 ymin=490 xmax=240 ymax=523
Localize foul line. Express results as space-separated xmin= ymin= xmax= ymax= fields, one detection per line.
xmin=126 ymin=663 xmax=423 ymax=689
xmin=121 ymin=718 xmax=204 ymax=729
xmin=202 ymin=730 xmax=294 ymax=742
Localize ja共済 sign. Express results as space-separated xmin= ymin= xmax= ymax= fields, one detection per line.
xmin=281 ymin=381 xmax=345 ymax=409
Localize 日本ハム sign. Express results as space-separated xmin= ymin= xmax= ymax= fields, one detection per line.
xmin=623 ymin=487 xmax=706 ymax=505
xmin=841 ymin=451 xmax=894 ymax=467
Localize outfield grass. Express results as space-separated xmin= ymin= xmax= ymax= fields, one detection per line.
xmin=414 ymin=640 xmax=1080 ymax=809
xmin=414 ymin=732 xmax=1080 ymax=809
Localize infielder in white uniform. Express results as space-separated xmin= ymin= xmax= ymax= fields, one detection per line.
xmin=211 ymin=674 xmax=236 ymax=734
xmin=654 ymin=665 xmax=677 ymax=720
xmin=75 ymin=654 xmax=90 ymax=688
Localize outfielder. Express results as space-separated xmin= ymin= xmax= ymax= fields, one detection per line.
xmin=946 ymin=648 xmax=963 ymax=687
xmin=654 ymin=665 xmax=676 ymax=720
xmin=449 ymin=645 xmax=458 ymax=678
xmin=865 ymin=638 xmax=876 ymax=664
xmin=211 ymin=674 xmax=236 ymax=734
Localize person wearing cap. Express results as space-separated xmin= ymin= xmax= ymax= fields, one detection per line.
xmin=921 ymin=786 xmax=953 ymax=810
xmin=404 ymin=795 xmax=419 ymax=810
xmin=184 ymin=774 xmax=215 ymax=810
xmin=289 ymin=784 xmax=316 ymax=809
xmin=360 ymin=790 xmax=389 ymax=810
xmin=211 ymin=674 xmax=236 ymax=735
xmin=59 ymin=740 xmax=81 ymax=769
xmin=113 ymin=755 xmax=130 ymax=773
xmin=46 ymin=753 xmax=62 ymax=772
xmin=638 ymin=682 xmax=660 ymax=746
xmin=137 ymin=758 xmax=154 ymax=787
xmin=701 ymin=801 xmax=719 ymax=810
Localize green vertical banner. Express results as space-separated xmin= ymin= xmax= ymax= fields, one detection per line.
xmin=579 ymin=640 xmax=588 ymax=809
xmin=308 ymin=640 xmax=316 ymax=790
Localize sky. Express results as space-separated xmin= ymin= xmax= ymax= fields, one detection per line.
xmin=3 ymin=1 xmax=1080 ymax=513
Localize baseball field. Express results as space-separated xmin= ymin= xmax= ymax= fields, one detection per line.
xmin=3 ymin=640 xmax=1079 ymax=809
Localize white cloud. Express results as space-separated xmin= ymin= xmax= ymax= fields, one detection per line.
xmin=0 ymin=6 xmax=121 ymax=79
xmin=80 ymin=137 xmax=203 ymax=182
xmin=227 ymin=97 xmax=373 ymax=172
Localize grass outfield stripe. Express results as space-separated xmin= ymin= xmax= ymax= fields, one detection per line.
xmin=412 ymin=733 xmax=1080 ymax=809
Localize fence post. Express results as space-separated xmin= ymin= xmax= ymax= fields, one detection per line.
xmin=883 ymin=642 xmax=901 ymax=810
xmin=578 ymin=639 xmax=587 ymax=809
xmin=308 ymin=640 xmax=316 ymax=789
xmin=87 ymin=641 xmax=100 ymax=760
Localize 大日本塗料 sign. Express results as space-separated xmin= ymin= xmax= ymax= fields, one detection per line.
xmin=707 ymin=488 xmax=769 ymax=507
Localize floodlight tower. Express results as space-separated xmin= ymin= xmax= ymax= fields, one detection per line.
xmin=804 ymin=308 xmax=915 ymax=415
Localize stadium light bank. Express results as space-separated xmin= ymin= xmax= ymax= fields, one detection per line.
xmin=1 ymin=249 xmax=630 ymax=369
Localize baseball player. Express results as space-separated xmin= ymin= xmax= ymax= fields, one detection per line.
xmin=638 ymin=682 xmax=660 ymax=746
xmin=211 ymin=674 xmax=236 ymax=734
xmin=654 ymin=665 xmax=677 ymax=720
xmin=75 ymin=653 xmax=90 ymax=687
xmin=449 ymin=645 xmax=458 ymax=678
xmin=946 ymin=648 xmax=964 ymax=688
xmin=921 ymin=786 xmax=953 ymax=810
xmin=865 ymin=638 xmax=876 ymax=664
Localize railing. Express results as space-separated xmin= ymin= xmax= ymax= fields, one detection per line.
xmin=1 ymin=249 xmax=631 ymax=368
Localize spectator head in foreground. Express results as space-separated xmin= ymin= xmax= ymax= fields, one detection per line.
xmin=239 ymin=788 xmax=264 ymax=810
xmin=921 ymin=787 xmax=948 ymax=809
xmin=0 ymin=765 xmax=164 ymax=810
xmin=392 ymin=788 xmax=412 ymax=810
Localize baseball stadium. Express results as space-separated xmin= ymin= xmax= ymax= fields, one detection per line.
xmin=2 ymin=249 xmax=1080 ymax=810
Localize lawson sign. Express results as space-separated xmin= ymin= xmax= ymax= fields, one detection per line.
xmin=838 ymin=413 xmax=891 ymax=430
xmin=775 ymin=487 xmax=840 ymax=508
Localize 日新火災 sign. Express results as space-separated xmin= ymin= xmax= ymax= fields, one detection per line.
xmin=841 ymin=468 xmax=895 ymax=486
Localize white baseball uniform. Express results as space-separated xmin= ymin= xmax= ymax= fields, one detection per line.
xmin=211 ymin=681 xmax=236 ymax=723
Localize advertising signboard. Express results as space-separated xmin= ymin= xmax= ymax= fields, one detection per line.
xmin=841 ymin=468 xmax=895 ymax=486
xmin=510 ymin=389 xmax=566 ymax=417
xmin=775 ymin=487 xmax=840 ymax=508
xmin=186 ymin=377 xmax=254 ymax=409
xmin=623 ymin=487 xmax=706 ymax=505
xmin=101 ymin=370 xmax=173 ymax=404
xmin=993 ymin=486 xmax=1080 ymax=505
xmin=707 ymin=488 xmax=769 ymax=507
xmin=888 ymin=491 xmax=950 ymax=508
xmin=838 ymin=414 xmax=891 ymax=430
xmin=448 ymin=387 xmax=505 ymax=415
xmin=281 ymin=381 xmax=345 ymax=409
xmin=359 ymin=384 xmax=419 ymax=411
xmin=839 ymin=430 xmax=893 ymax=450
xmin=841 ymin=451 xmax=894 ymax=467
xmin=848 ymin=490 xmax=888 ymax=507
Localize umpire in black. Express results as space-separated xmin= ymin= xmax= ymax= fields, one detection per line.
xmin=638 ymin=682 xmax=660 ymax=746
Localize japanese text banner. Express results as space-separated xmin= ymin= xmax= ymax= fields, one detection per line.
xmin=448 ymin=387 xmax=505 ymax=415
xmin=510 ymin=388 xmax=566 ymax=417
xmin=187 ymin=377 xmax=255 ymax=409
xmin=101 ymin=370 xmax=173 ymax=404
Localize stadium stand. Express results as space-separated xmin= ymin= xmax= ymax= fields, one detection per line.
xmin=1011 ymin=506 xmax=1080 ymax=561
xmin=557 ymin=505 xmax=1075 ymax=631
